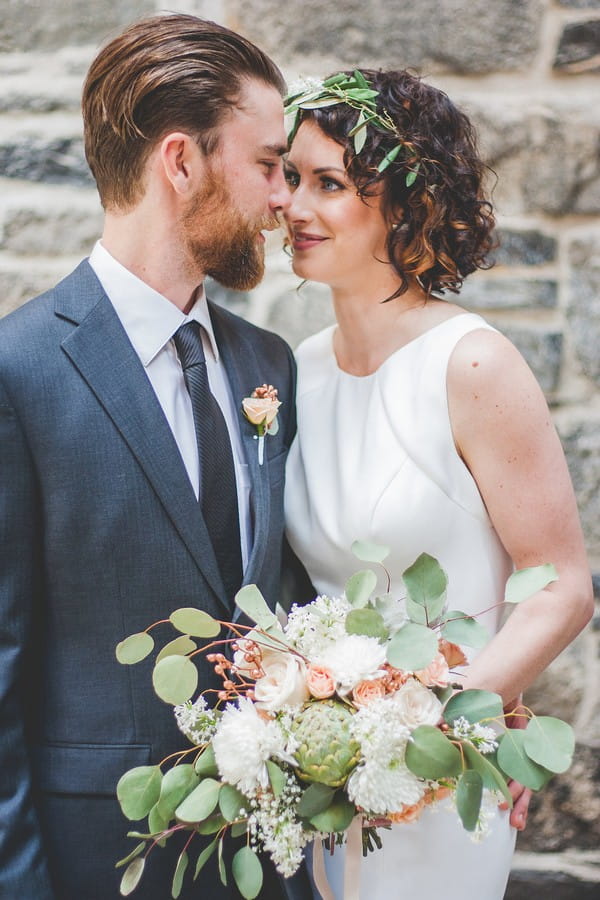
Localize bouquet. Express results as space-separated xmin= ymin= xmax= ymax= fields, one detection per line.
xmin=115 ymin=542 xmax=574 ymax=899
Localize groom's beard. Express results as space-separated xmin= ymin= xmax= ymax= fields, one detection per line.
xmin=182 ymin=176 xmax=277 ymax=291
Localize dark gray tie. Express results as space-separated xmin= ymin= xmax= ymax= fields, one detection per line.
xmin=173 ymin=321 xmax=242 ymax=605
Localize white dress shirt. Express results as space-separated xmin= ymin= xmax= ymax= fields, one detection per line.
xmin=88 ymin=241 xmax=252 ymax=571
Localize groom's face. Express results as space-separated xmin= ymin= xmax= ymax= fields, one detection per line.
xmin=182 ymin=78 xmax=290 ymax=290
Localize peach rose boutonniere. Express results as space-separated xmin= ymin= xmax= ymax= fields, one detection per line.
xmin=242 ymin=383 xmax=282 ymax=465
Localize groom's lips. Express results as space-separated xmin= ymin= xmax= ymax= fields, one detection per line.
xmin=292 ymin=232 xmax=327 ymax=252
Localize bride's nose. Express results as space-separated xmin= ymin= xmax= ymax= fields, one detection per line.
xmin=284 ymin=186 xmax=312 ymax=225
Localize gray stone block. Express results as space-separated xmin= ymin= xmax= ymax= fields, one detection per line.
xmin=0 ymin=259 xmax=78 ymax=318
xmin=0 ymin=136 xmax=91 ymax=185
xmin=554 ymin=20 xmax=600 ymax=72
xmin=460 ymin=278 xmax=558 ymax=309
xmin=567 ymin=234 xmax=600 ymax=385
xmin=558 ymin=1 xmax=600 ymax=8
xmin=0 ymin=1 xmax=155 ymax=52
xmin=233 ymin=0 xmax=543 ymax=74
xmin=494 ymin=229 xmax=557 ymax=266
xmin=0 ymin=204 xmax=102 ymax=257
xmin=560 ymin=419 xmax=600 ymax=562
xmin=498 ymin=325 xmax=563 ymax=393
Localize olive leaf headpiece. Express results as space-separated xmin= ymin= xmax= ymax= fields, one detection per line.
xmin=284 ymin=70 xmax=420 ymax=188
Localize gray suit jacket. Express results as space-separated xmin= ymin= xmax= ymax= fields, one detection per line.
xmin=0 ymin=261 xmax=311 ymax=899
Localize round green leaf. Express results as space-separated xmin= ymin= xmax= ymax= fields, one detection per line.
xmin=169 ymin=607 xmax=220 ymax=638
xmin=219 ymin=783 xmax=246 ymax=822
xmin=386 ymin=622 xmax=439 ymax=671
xmin=441 ymin=612 xmax=489 ymax=649
xmin=234 ymin=585 xmax=278 ymax=629
xmin=156 ymin=634 xmax=197 ymax=664
xmin=232 ymin=847 xmax=263 ymax=900
xmin=505 ymin=564 xmax=558 ymax=605
xmin=148 ymin=802 xmax=170 ymax=840
xmin=297 ymin=783 xmax=335 ymax=819
xmin=497 ymin=730 xmax=553 ymax=791
xmin=461 ymin=742 xmax=512 ymax=807
xmin=120 ymin=857 xmax=145 ymax=896
xmin=524 ymin=716 xmax=574 ymax=774
xmin=402 ymin=553 xmax=447 ymax=619
xmin=345 ymin=569 xmax=377 ymax=608
xmin=444 ymin=689 xmax=503 ymax=726
xmin=345 ymin=608 xmax=388 ymax=641
xmin=195 ymin=744 xmax=218 ymax=777
xmin=196 ymin=812 xmax=228 ymax=835
xmin=309 ymin=796 xmax=355 ymax=833
xmin=405 ymin=725 xmax=463 ymax=780
xmin=117 ymin=766 xmax=162 ymax=821
xmin=152 ymin=654 xmax=198 ymax=705
xmin=351 ymin=540 xmax=390 ymax=564
xmin=116 ymin=631 xmax=154 ymax=665
xmin=157 ymin=764 xmax=199 ymax=818
xmin=175 ymin=777 xmax=221 ymax=823
xmin=456 ymin=770 xmax=483 ymax=831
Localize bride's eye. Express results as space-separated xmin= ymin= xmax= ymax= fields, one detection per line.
xmin=284 ymin=168 xmax=299 ymax=188
xmin=320 ymin=177 xmax=343 ymax=192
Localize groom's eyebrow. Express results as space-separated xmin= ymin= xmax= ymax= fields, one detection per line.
xmin=263 ymin=143 xmax=288 ymax=156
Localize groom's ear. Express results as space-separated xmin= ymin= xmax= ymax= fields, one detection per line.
xmin=158 ymin=131 xmax=207 ymax=196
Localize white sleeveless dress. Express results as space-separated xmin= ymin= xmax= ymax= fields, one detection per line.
xmin=284 ymin=313 xmax=517 ymax=899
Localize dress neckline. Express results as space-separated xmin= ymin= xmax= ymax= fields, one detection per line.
xmin=330 ymin=312 xmax=477 ymax=380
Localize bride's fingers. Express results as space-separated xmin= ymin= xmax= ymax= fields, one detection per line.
xmin=498 ymin=779 xmax=532 ymax=830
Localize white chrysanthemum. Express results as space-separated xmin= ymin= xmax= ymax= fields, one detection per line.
xmin=351 ymin=695 xmax=410 ymax=764
xmin=316 ymin=634 xmax=387 ymax=695
xmin=212 ymin=698 xmax=292 ymax=796
xmin=174 ymin=696 xmax=218 ymax=746
xmin=347 ymin=758 xmax=425 ymax=815
xmin=284 ymin=595 xmax=352 ymax=658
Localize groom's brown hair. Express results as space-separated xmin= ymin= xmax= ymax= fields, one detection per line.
xmin=82 ymin=14 xmax=285 ymax=210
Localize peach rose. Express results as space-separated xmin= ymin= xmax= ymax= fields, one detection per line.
xmin=438 ymin=638 xmax=468 ymax=668
xmin=415 ymin=653 xmax=450 ymax=688
xmin=352 ymin=678 xmax=387 ymax=707
xmin=242 ymin=397 xmax=281 ymax=427
xmin=392 ymin=678 xmax=443 ymax=728
xmin=254 ymin=655 xmax=309 ymax=712
xmin=388 ymin=798 xmax=426 ymax=824
xmin=306 ymin=664 xmax=336 ymax=699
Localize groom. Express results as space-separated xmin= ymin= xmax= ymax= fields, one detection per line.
xmin=0 ymin=14 xmax=309 ymax=900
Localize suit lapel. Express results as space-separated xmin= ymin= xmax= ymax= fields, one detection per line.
xmin=56 ymin=263 xmax=229 ymax=615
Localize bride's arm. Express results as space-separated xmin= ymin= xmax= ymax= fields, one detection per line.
xmin=447 ymin=327 xmax=593 ymax=704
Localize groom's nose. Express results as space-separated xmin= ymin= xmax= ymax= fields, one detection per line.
xmin=269 ymin=166 xmax=292 ymax=214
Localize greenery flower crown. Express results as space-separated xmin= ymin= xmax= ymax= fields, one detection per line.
xmin=284 ymin=70 xmax=420 ymax=188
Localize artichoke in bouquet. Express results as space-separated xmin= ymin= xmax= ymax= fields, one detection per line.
xmin=292 ymin=699 xmax=361 ymax=788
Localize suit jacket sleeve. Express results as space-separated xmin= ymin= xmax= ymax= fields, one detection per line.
xmin=0 ymin=375 xmax=55 ymax=898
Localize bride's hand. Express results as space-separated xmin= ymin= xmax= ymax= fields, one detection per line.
xmin=498 ymin=697 xmax=532 ymax=831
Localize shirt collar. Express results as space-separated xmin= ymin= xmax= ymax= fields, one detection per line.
xmin=88 ymin=240 xmax=220 ymax=366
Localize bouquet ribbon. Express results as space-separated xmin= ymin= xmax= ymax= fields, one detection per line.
xmin=312 ymin=816 xmax=363 ymax=900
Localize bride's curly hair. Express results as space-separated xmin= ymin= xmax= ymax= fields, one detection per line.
xmin=296 ymin=69 xmax=496 ymax=299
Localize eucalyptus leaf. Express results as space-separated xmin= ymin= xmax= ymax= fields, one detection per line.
xmin=231 ymin=820 xmax=249 ymax=838
xmin=309 ymin=795 xmax=355 ymax=833
xmin=297 ymin=782 xmax=335 ymax=819
xmin=441 ymin=612 xmax=489 ymax=649
xmin=345 ymin=569 xmax=377 ymax=608
xmin=171 ymin=850 xmax=188 ymax=899
xmin=148 ymin=801 xmax=170 ymax=840
xmin=153 ymin=655 xmax=198 ymax=705
xmin=156 ymin=635 xmax=197 ymax=664
xmin=218 ymin=836 xmax=227 ymax=885
xmin=169 ymin=608 xmax=220 ymax=638
xmin=266 ymin=760 xmax=286 ymax=797
xmin=115 ymin=841 xmax=146 ymax=870
xmin=232 ymin=847 xmax=263 ymax=900
xmin=117 ymin=766 xmax=162 ymax=821
xmin=219 ymin=784 xmax=246 ymax=822
xmin=234 ymin=585 xmax=278 ymax=630
xmin=461 ymin=742 xmax=512 ymax=807
xmin=120 ymin=857 xmax=145 ymax=896
xmin=524 ymin=716 xmax=574 ymax=774
xmin=116 ymin=632 xmax=154 ymax=665
xmin=195 ymin=744 xmax=218 ymax=778
xmin=402 ymin=553 xmax=447 ymax=623
xmin=175 ymin=778 xmax=221 ymax=823
xmin=196 ymin=813 xmax=228 ymax=835
xmin=443 ymin=689 xmax=503 ymax=727
xmin=386 ymin=622 xmax=439 ymax=671
xmin=456 ymin=770 xmax=483 ymax=831
xmin=345 ymin=607 xmax=388 ymax=641
xmin=497 ymin=730 xmax=553 ymax=791
xmin=504 ymin=564 xmax=558 ymax=604
xmin=405 ymin=725 xmax=462 ymax=779
xmin=157 ymin=764 xmax=199 ymax=818
xmin=351 ymin=540 xmax=390 ymax=564
xmin=194 ymin=836 xmax=218 ymax=880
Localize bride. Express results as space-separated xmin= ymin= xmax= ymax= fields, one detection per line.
xmin=282 ymin=69 xmax=592 ymax=899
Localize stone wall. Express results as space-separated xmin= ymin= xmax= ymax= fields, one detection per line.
xmin=1 ymin=0 xmax=599 ymax=895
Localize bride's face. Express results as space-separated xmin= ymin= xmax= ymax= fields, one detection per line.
xmin=283 ymin=121 xmax=390 ymax=289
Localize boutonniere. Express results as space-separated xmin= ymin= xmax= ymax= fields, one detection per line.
xmin=241 ymin=384 xmax=282 ymax=465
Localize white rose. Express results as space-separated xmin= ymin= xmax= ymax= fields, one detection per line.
xmin=254 ymin=654 xmax=309 ymax=712
xmin=391 ymin=679 xmax=442 ymax=729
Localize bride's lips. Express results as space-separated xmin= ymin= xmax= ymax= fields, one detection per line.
xmin=292 ymin=232 xmax=327 ymax=252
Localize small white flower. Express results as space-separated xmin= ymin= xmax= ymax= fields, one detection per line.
xmin=316 ymin=634 xmax=387 ymax=695
xmin=212 ymin=698 xmax=292 ymax=795
xmin=284 ymin=595 xmax=352 ymax=658
xmin=174 ymin=696 xmax=218 ymax=745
